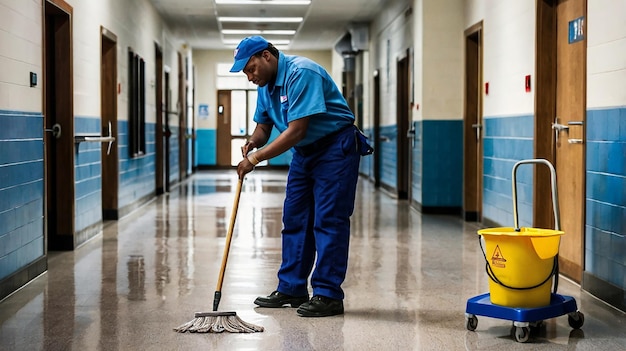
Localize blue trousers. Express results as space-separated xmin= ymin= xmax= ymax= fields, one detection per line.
xmin=277 ymin=126 xmax=361 ymax=300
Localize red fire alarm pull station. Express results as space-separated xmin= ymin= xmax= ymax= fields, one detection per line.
xmin=525 ymin=75 xmax=531 ymax=92
xmin=485 ymin=82 xmax=489 ymax=95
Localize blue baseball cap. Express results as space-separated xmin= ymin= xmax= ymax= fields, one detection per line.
xmin=229 ymin=36 xmax=269 ymax=73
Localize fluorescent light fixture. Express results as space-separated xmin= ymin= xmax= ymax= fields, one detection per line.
xmin=222 ymin=29 xmax=296 ymax=35
xmin=223 ymin=39 xmax=291 ymax=45
xmin=216 ymin=0 xmax=311 ymax=5
xmin=219 ymin=17 xmax=303 ymax=23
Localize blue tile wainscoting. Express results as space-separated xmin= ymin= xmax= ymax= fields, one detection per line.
xmin=168 ymin=125 xmax=180 ymax=184
xmin=196 ymin=128 xmax=216 ymax=166
xmin=118 ymin=120 xmax=158 ymax=217
xmin=415 ymin=120 xmax=463 ymax=213
xmin=482 ymin=115 xmax=534 ymax=228
xmin=0 ymin=109 xmax=47 ymax=300
xmin=74 ymin=117 xmax=104 ymax=243
xmin=379 ymin=125 xmax=398 ymax=191
xmin=377 ymin=121 xmax=462 ymax=213
xmin=584 ymin=106 xmax=626 ymax=312
xmin=195 ymin=128 xmax=291 ymax=168
xmin=412 ymin=121 xmax=422 ymax=206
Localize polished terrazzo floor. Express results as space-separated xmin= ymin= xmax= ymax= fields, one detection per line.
xmin=1 ymin=170 xmax=625 ymax=350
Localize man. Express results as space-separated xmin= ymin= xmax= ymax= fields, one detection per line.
xmin=232 ymin=36 xmax=371 ymax=317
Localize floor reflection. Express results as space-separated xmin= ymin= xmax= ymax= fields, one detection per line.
xmin=1 ymin=170 xmax=625 ymax=350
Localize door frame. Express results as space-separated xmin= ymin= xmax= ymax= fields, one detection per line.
xmin=373 ymin=70 xmax=381 ymax=188
xmin=463 ymin=21 xmax=484 ymax=222
xmin=178 ymin=52 xmax=187 ymax=180
xmin=534 ymin=0 xmax=558 ymax=230
xmin=44 ymin=0 xmax=75 ymax=250
xmin=155 ymin=43 xmax=165 ymax=194
xmin=216 ymin=90 xmax=232 ymax=167
xmin=535 ymin=0 xmax=587 ymax=282
xmin=396 ymin=51 xmax=411 ymax=200
xmin=100 ymin=26 xmax=119 ymax=219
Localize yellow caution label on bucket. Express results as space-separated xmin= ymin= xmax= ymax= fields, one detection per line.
xmin=491 ymin=245 xmax=506 ymax=268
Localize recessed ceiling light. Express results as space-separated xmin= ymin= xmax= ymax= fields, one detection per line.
xmin=218 ymin=17 xmax=303 ymax=23
xmin=216 ymin=0 xmax=311 ymax=5
xmin=222 ymin=29 xmax=297 ymax=35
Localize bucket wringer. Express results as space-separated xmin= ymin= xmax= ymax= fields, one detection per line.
xmin=465 ymin=159 xmax=584 ymax=343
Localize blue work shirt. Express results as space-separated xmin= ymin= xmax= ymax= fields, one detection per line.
xmin=254 ymin=52 xmax=354 ymax=146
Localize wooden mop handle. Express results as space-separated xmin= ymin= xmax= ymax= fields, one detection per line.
xmin=213 ymin=178 xmax=243 ymax=311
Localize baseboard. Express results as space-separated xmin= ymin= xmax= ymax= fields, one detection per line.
xmin=0 ymin=255 xmax=47 ymax=302
xmin=583 ymin=271 xmax=626 ymax=313
xmin=117 ymin=193 xmax=155 ymax=219
xmin=413 ymin=201 xmax=462 ymax=216
xmin=464 ymin=211 xmax=480 ymax=222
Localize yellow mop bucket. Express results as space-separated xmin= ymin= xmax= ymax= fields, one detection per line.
xmin=479 ymin=159 xmax=565 ymax=308
xmin=478 ymin=227 xmax=564 ymax=307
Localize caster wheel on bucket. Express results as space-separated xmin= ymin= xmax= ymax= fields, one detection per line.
xmin=466 ymin=314 xmax=478 ymax=331
xmin=514 ymin=326 xmax=530 ymax=343
xmin=568 ymin=311 xmax=584 ymax=329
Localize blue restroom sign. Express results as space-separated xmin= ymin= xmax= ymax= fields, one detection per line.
xmin=569 ymin=16 xmax=585 ymax=44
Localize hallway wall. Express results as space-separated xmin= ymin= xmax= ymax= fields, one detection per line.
xmin=583 ymin=0 xmax=626 ymax=311
xmin=0 ymin=1 xmax=46 ymax=295
xmin=464 ymin=0 xmax=626 ymax=311
xmin=0 ymin=0 xmax=184 ymax=300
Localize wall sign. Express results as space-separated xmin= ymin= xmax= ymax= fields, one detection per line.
xmin=568 ymin=16 xmax=585 ymax=44
xmin=198 ymin=104 xmax=209 ymax=120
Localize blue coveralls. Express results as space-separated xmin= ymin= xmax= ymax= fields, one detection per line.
xmin=254 ymin=52 xmax=360 ymax=300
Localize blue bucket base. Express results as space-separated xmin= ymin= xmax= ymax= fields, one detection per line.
xmin=465 ymin=292 xmax=578 ymax=323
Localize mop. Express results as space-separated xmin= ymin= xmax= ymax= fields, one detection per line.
xmin=174 ymin=178 xmax=264 ymax=333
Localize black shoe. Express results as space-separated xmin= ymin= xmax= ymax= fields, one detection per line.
xmin=296 ymin=295 xmax=344 ymax=317
xmin=254 ymin=291 xmax=309 ymax=308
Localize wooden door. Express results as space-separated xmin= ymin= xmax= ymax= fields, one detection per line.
xmin=373 ymin=71 xmax=381 ymax=188
xmin=396 ymin=54 xmax=410 ymax=200
xmin=216 ymin=90 xmax=232 ymax=166
xmin=535 ymin=0 xmax=586 ymax=282
xmin=100 ymin=27 xmax=119 ymax=219
xmin=178 ymin=53 xmax=187 ymax=180
xmin=155 ymin=43 xmax=164 ymax=195
xmin=463 ymin=22 xmax=483 ymax=222
xmin=164 ymin=71 xmax=171 ymax=191
xmin=44 ymin=0 xmax=75 ymax=250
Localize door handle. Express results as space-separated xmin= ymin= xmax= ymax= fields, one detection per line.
xmin=105 ymin=121 xmax=115 ymax=155
xmin=552 ymin=118 xmax=584 ymax=144
xmin=73 ymin=121 xmax=116 ymax=155
xmin=567 ymin=121 xmax=584 ymax=144
xmin=551 ymin=117 xmax=569 ymax=143
xmin=44 ymin=123 xmax=62 ymax=139
xmin=471 ymin=123 xmax=482 ymax=141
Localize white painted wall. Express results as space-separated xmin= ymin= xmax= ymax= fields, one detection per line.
xmin=0 ymin=0 xmax=182 ymax=122
xmin=587 ymin=0 xmax=626 ymax=109
xmin=369 ymin=0 xmax=464 ymax=126
xmin=0 ymin=0 xmax=42 ymax=112
xmin=370 ymin=0 xmax=413 ymax=127
xmin=421 ymin=0 xmax=464 ymax=121
xmin=465 ymin=0 xmax=536 ymax=118
xmin=67 ymin=0 xmax=182 ymax=123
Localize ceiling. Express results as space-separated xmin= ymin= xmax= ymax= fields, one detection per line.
xmin=148 ymin=0 xmax=388 ymax=51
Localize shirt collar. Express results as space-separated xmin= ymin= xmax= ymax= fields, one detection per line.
xmin=272 ymin=52 xmax=287 ymax=91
